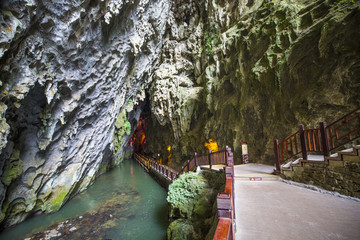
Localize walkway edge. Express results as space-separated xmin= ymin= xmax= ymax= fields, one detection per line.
xmin=279 ymin=178 xmax=360 ymax=202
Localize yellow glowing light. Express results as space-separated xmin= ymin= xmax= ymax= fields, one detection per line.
xmin=204 ymin=138 xmax=219 ymax=152
xmin=167 ymin=145 xmax=171 ymax=152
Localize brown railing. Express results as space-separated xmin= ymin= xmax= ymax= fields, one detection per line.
xmin=326 ymin=107 xmax=360 ymax=152
xmin=134 ymin=153 xmax=178 ymax=182
xmin=305 ymin=128 xmax=322 ymax=153
xmin=135 ymin=147 xmax=235 ymax=240
xmin=213 ymin=149 xmax=235 ymax=240
xmin=277 ymin=130 xmax=302 ymax=162
xmin=134 ymin=146 xmax=233 ymax=183
xmin=177 ymin=149 xmax=229 ymax=177
xmin=274 ymin=107 xmax=360 ymax=171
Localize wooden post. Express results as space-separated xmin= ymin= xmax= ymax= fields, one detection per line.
xmin=194 ymin=152 xmax=198 ymax=167
xmin=209 ymin=150 xmax=212 ymax=169
xmin=225 ymin=146 xmax=229 ymax=165
xmin=217 ymin=193 xmax=232 ymax=218
xmin=226 ymin=146 xmax=234 ymax=166
xmin=299 ymin=124 xmax=307 ymax=160
xmin=274 ymin=139 xmax=281 ymax=171
xmin=320 ymin=122 xmax=330 ymax=157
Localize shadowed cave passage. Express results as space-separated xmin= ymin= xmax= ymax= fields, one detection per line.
xmin=131 ymin=116 xmax=146 ymax=154
xmin=130 ymin=93 xmax=151 ymax=154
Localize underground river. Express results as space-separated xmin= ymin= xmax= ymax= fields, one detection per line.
xmin=0 ymin=159 xmax=168 ymax=240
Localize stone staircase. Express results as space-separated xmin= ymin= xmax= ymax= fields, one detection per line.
xmin=274 ymin=107 xmax=360 ymax=197
xmin=281 ymin=145 xmax=360 ymax=174
xmin=280 ymin=145 xmax=360 ymax=198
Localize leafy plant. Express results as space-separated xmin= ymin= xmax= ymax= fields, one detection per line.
xmin=204 ymin=23 xmax=219 ymax=55
xmin=167 ymin=172 xmax=207 ymax=218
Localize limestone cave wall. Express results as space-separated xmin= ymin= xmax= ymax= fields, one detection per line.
xmin=146 ymin=0 xmax=360 ymax=168
xmin=0 ymin=0 xmax=170 ymax=228
xmin=0 ymin=0 xmax=359 ymax=230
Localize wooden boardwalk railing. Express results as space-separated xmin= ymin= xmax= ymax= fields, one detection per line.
xmin=213 ymin=149 xmax=236 ymax=240
xmin=177 ymin=150 xmax=228 ymax=177
xmin=134 ymin=146 xmax=236 ymax=240
xmin=274 ymin=107 xmax=360 ymax=170
xmin=134 ymin=153 xmax=178 ymax=182
xmin=134 ymin=146 xmax=233 ymax=183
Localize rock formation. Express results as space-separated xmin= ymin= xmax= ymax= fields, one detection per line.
xmin=0 ymin=0 xmax=170 ymax=228
xmin=147 ymin=0 xmax=360 ymax=167
xmin=0 ymin=0 xmax=359 ymax=229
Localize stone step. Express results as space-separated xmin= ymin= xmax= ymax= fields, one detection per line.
xmin=235 ymin=174 xmax=279 ymax=181
xmin=234 ymin=164 xmax=278 ymax=181
xmin=328 ymin=159 xmax=344 ymax=167
xmin=343 ymin=154 xmax=360 ymax=162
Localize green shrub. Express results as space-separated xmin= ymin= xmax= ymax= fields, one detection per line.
xmin=167 ymin=172 xmax=207 ymax=218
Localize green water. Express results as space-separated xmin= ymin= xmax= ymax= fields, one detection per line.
xmin=0 ymin=159 xmax=168 ymax=240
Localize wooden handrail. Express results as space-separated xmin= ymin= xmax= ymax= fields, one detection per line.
xmin=135 ymin=147 xmax=236 ymax=240
xmin=274 ymin=107 xmax=360 ymax=171
xmin=326 ymin=107 xmax=360 ymax=151
xmin=134 ymin=147 xmax=231 ymax=183
xmin=176 ymin=150 xmax=228 ymax=177
xmin=213 ymin=162 xmax=235 ymax=240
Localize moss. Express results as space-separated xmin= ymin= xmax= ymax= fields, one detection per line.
xmin=167 ymin=219 xmax=195 ymax=240
xmin=49 ymin=190 xmax=68 ymax=211
xmin=39 ymin=186 xmax=69 ymax=213
xmin=1 ymin=150 xmax=24 ymax=186
xmin=113 ymin=109 xmax=132 ymax=155
xmin=167 ymin=170 xmax=225 ymax=239
xmin=97 ymin=162 xmax=110 ymax=174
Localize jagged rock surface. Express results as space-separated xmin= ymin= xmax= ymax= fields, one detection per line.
xmin=146 ymin=0 xmax=360 ymax=166
xmin=1 ymin=0 xmax=359 ymax=232
xmin=0 ymin=0 xmax=170 ymax=228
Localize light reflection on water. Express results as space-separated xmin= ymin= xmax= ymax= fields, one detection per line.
xmin=0 ymin=159 xmax=168 ymax=240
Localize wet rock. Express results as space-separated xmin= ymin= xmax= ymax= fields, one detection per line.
xmin=0 ymin=0 xmax=171 ymax=228
xmin=25 ymin=187 xmax=140 ymax=240
xmin=44 ymin=229 xmax=61 ymax=240
xmin=147 ymin=0 xmax=360 ymax=166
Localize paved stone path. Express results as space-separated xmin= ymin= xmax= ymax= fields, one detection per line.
xmin=234 ymin=164 xmax=360 ymax=240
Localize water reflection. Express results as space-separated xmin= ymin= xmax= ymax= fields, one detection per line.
xmin=0 ymin=159 xmax=168 ymax=240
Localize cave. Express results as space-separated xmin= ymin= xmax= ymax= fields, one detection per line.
xmin=0 ymin=0 xmax=360 ymax=239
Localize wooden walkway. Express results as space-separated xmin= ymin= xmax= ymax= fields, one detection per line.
xmin=134 ymin=147 xmax=236 ymax=240
xmin=134 ymin=147 xmax=233 ymax=183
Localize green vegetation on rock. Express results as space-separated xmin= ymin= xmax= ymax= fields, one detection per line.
xmin=167 ymin=172 xmax=207 ymax=218
xmin=167 ymin=219 xmax=195 ymax=240
xmin=1 ymin=150 xmax=23 ymax=186
xmin=113 ymin=109 xmax=132 ymax=155
xmin=40 ymin=186 xmax=70 ymax=213
xmin=167 ymin=170 xmax=225 ymax=240
xmin=333 ymin=0 xmax=359 ymax=5
xmin=49 ymin=191 xmax=67 ymax=211
xmin=204 ymin=23 xmax=219 ymax=55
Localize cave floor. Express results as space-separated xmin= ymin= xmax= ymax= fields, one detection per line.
xmin=234 ymin=164 xmax=360 ymax=240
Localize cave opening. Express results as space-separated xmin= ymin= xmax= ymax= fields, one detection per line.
xmin=130 ymin=92 xmax=151 ymax=154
